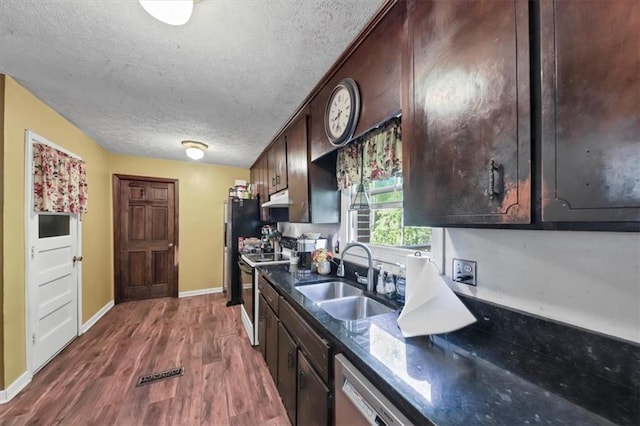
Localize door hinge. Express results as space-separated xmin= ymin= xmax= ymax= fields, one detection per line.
xmin=32 ymin=333 xmax=36 ymax=344
xmin=31 ymin=246 xmax=35 ymax=259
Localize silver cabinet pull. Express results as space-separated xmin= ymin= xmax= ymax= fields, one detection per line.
xmin=168 ymin=243 xmax=174 ymax=248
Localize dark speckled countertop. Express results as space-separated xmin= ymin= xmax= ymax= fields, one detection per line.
xmin=259 ymin=264 xmax=639 ymax=426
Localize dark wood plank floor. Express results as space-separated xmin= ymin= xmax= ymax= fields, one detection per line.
xmin=0 ymin=294 xmax=291 ymax=426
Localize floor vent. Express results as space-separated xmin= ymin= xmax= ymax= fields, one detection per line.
xmin=136 ymin=367 xmax=184 ymax=387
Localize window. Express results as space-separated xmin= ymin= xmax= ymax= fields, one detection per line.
xmin=349 ymin=176 xmax=431 ymax=248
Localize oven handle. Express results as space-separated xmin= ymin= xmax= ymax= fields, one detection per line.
xmin=238 ymin=259 xmax=254 ymax=274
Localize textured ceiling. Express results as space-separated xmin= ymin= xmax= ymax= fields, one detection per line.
xmin=0 ymin=0 xmax=385 ymax=167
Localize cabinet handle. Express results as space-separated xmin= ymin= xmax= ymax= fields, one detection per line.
xmin=287 ymin=350 xmax=295 ymax=368
xmin=488 ymin=159 xmax=503 ymax=201
xmin=276 ymin=175 xmax=281 ymax=185
xmin=298 ymin=370 xmax=305 ymax=391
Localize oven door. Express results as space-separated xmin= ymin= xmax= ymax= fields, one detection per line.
xmin=238 ymin=258 xmax=257 ymax=344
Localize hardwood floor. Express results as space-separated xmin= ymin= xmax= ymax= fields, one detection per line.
xmin=0 ymin=294 xmax=291 ymax=426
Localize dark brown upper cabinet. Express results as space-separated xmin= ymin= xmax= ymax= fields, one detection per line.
xmin=287 ymin=114 xmax=340 ymax=224
xmin=250 ymin=153 xmax=271 ymax=221
xmin=540 ymin=0 xmax=640 ymax=222
xmin=403 ymin=0 xmax=531 ymax=226
xmin=286 ymin=115 xmax=311 ymax=223
xmin=268 ymin=135 xmax=287 ymax=195
xmin=309 ymin=1 xmax=405 ymax=161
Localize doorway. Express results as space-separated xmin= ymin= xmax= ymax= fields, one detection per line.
xmin=25 ymin=131 xmax=83 ymax=374
xmin=113 ymin=175 xmax=179 ymax=303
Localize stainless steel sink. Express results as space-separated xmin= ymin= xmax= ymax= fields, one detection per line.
xmin=296 ymin=281 xmax=363 ymax=302
xmin=317 ymin=296 xmax=394 ymax=321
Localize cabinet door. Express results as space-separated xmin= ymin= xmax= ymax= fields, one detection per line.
xmin=287 ymin=116 xmax=310 ymax=223
xmin=265 ymin=304 xmax=279 ymax=384
xmin=404 ymin=0 xmax=531 ymax=225
xmin=268 ymin=136 xmax=288 ymax=194
xmin=297 ymin=351 xmax=330 ymax=426
xmin=275 ymin=135 xmax=288 ymax=192
xmin=258 ymin=294 xmax=267 ymax=360
xmin=268 ymin=143 xmax=278 ymax=195
xmin=259 ymin=154 xmax=271 ymax=221
xmin=277 ymin=323 xmax=297 ymax=424
xmin=540 ymin=0 xmax=640 ymax=222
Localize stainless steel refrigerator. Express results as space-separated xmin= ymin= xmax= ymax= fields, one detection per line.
xmin=223 ymin=197 xmax=261 ymax=306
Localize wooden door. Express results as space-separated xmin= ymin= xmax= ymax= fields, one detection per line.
xmin=287 ymin=115 xmax=310 ymax=223
xmin=277 ymin=323 xmax=297 ymax=424
xmin=114 ymin=175 xmax=178 ymax=303
xmin=540 ymin=0 xmax=640 ymax=222
xmin=403 ymin=0 xmax=531 ymax=226
xmin=297 ymin=351 xmax=330 ymax=426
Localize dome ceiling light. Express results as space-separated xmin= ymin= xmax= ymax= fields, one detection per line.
xmin=139 ymin=0 xmax=195 ymax=26
xmin=182 ymin=140 xmax=208 ymax=160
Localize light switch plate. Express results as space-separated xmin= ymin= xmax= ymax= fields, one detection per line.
xmin=452 ymin=258 xmax=477 ymax=286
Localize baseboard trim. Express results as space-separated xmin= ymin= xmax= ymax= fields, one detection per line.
xmin=81 ymin=300 xmax=114 ymax=334
xmin=179 ymin=287 xmax=223 ymax=298
xmin=0 ymin=371 xmax=32 ymax=404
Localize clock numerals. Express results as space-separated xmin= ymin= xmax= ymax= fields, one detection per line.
xmin=325 ymin=78 xmax=360 ymax=146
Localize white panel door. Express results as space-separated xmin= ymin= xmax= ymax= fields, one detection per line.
xmin=30 ymin=214 xmax=79 ymax=372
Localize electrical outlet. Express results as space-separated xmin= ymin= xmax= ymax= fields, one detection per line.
xmin=452 ymin=258 xmax=477 ymax=286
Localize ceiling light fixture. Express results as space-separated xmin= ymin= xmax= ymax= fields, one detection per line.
xmin=139 ymin=0 xmax=194 ymax=26
xmin=182 ymin=140 xmax=208 ymax=160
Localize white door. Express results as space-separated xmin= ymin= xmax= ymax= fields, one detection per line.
xmin=29 ymin=214 xmax=79 ymax=372
xmin=25 ymin=130 xmax=82 ymax=374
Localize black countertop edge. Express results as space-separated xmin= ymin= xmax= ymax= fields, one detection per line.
xmin=258 ymin=264 xmax=639 ymax=425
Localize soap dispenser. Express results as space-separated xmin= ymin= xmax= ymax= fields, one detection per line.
xmin=395 ymin=264 xmax=406 ymax=304
xmin=376 ymin=265 xmax=385 ymax=295
xmin=384 ymin=272 xmax=396 ymax=300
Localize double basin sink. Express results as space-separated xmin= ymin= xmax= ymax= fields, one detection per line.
xmin=295 ymin=281 xmax=394 ymax=322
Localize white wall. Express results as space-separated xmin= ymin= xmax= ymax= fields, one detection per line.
xmin=338 ymin=192 xmax=640 ymax=343
xmin=442 ymin=228 xmax=640 ymax=343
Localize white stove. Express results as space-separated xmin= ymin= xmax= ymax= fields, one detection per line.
xmin=238 ymin=251 xmax=290 ymax=346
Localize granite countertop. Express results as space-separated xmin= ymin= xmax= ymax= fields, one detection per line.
xmin=259 ymin=264 xmax=634 ymax=426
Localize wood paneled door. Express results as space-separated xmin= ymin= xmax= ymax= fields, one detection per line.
xmin=113 ymin=175 xmax=179 ymax=303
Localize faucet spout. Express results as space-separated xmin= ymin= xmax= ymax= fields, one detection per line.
xmin=339 ymin=242 xmax=374 ymax=292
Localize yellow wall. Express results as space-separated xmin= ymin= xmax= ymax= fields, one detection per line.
xmin=2 ymin=76 xmax=113 ymax=386
xmin=0 ymin=75 xmax=5 ymax=388
xmin=110 ymin=154 xmax=249 ymax=293
xmin=1 ymin=75 xmax=250 ymax=390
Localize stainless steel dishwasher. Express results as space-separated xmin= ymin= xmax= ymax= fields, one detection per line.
xmin=334 ymin=354 xmax=412 ymax=426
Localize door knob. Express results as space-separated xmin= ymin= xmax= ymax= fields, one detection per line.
xmin=73 ymin=256 xmax=83 ymax=262
xmin=168 ymin=243 xmax=174 ymax=248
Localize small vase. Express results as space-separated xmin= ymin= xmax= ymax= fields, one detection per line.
xmin=317 ymin=260 xmax=331 ymax=275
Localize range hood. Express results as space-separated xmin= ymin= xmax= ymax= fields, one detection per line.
xmin=262 ymin=189 xmax=291 ymax=208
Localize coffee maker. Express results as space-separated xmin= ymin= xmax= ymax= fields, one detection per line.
xmin=296 ymin=238 xmax=328 ymax=274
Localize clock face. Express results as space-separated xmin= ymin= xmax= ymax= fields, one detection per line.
xmin=324 ymin=78 xmax=360 ymax=147
xmin=327 ymin=86 xmax=352 ymax=139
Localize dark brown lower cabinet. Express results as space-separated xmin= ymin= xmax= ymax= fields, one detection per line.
xmin=297 ymin=350 xmax=330 ymax=426
xmin=257 ymin=276 xmax=332 ymax=425
xmin=277 ymin=323 xmax=297 ymax=424
xmin=265 ymin=303 xmax=279 ymax=383
xmin=258 ymin=294 xmax=267 ymax=360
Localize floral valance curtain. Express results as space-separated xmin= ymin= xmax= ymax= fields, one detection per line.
xmin=33 ymin=143 xmax=88 ymax=214
xmin=336 ymin=120 xmax=402 ymax=190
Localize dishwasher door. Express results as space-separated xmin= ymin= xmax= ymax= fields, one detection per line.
xmin=334 ymin=354 xmax=412 ymax=426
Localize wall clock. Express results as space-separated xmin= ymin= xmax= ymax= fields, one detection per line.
xmin=324 ymin=78 xmax=361 ymax=147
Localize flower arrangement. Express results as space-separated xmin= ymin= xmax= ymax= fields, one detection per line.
xmin=311 ymin=248 xmax=333 ymax=265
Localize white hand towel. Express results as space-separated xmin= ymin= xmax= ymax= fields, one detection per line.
xmin=397 ymin=253 xmax=476 ymax=337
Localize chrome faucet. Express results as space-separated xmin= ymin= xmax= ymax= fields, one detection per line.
xmin=337 ymin=242 xmax=374 ymax=292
